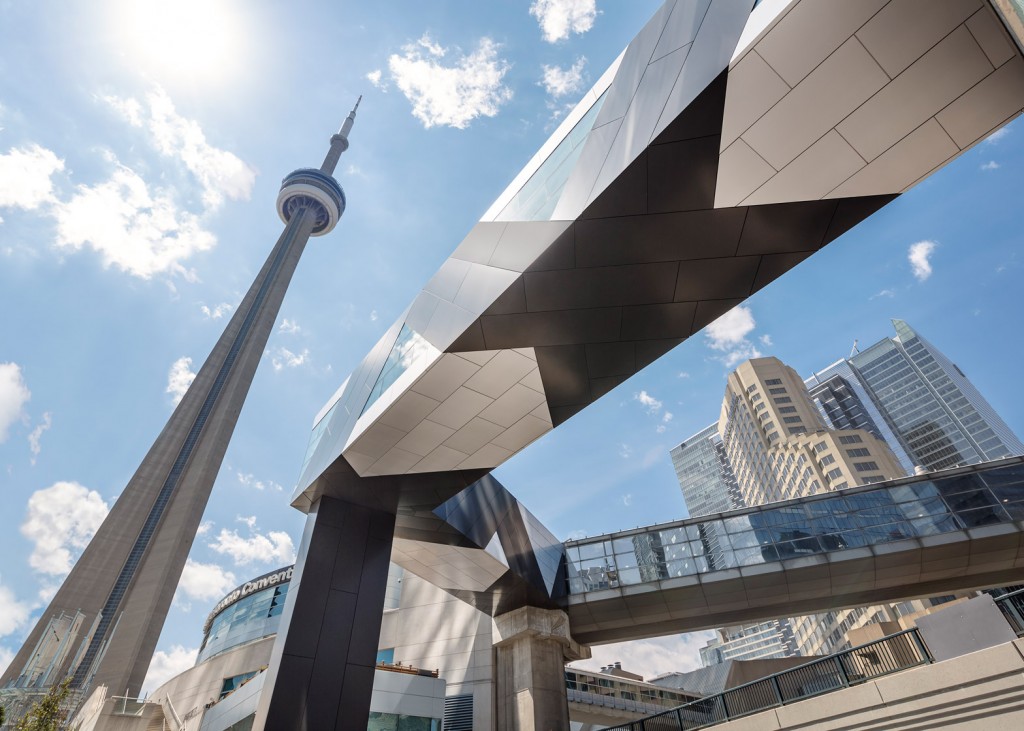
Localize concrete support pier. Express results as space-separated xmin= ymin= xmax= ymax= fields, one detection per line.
xmin=493 ymin=606 xmax=590 ymax=731
xmin=253 ymin=495 xmax=396 ymax=731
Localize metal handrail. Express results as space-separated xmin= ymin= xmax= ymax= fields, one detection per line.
xmin=603 ymin=628 xmax=932 ymax=731
xmin=993 ymin=589 xmax=1024 ymax=636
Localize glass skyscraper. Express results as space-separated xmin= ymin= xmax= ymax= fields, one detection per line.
xmin=847 ymin=320 xmax=1024 ymax=471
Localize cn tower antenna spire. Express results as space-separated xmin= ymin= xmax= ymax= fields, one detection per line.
xmin=321 ymin=96 xmax=361 ymax=175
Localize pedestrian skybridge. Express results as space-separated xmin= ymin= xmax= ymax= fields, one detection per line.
xmin=562 ymin=458 xmax=1024 ymax=644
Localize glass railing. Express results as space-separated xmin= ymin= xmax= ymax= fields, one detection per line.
xmin=566 ymin=458 xmax=1024 ymax=594
xmin=604 ymin=628 xmax=932 ymax=731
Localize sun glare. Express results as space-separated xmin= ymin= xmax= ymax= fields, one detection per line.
xmin=117 ymin=0 xmax=244 ymax=85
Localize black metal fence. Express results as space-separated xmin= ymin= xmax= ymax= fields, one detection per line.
xmin=604 ymin=628 xmax=932 ymax=731
xmin=994 ymin=588 xmax=1024 ymax=635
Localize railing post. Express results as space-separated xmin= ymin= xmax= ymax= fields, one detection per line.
xmin=835 ymin=655 xmax=851 ymax=687
xmin=771 ymin=674 xmax=784 ymax=706
xmin=721 ymin=692 xmax=731 ymax=721
xmin=675 ymin=707 xmax=685 ymax=730
xmin=909 ymin=627 xmax=932 ymax=664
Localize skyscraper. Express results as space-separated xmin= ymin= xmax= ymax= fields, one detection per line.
xmin=0 ymin=104 xmax=361 ymax=713
xmin=674 ymin=356 xmax=910 ymax=665
xmin=846 ymin=320 xmax=1024 ymax=470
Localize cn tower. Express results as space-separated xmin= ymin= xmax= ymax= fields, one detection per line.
xmin=0 ymin=102 xmax=361 ymax=711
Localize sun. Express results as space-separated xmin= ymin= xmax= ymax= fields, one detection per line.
xmin=116 ymin=0 xmax=245 ymax=86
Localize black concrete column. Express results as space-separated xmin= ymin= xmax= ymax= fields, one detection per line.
xmin=254 ymin=494 xmax=396 ymax=731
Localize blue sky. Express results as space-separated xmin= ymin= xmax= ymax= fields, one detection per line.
xmin=1 ymin=0 xmax=1022 ymax=686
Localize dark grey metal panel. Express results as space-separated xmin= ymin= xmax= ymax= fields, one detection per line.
xmin=648 ymin=136 xmax=720 ymax=213
xmin=481 ymin=308 xmax=623 ymax=349
xmin=575 ymin=208 xmax=747 ymax=265
xmin=621 ymin=302 xmax=698 ymax=340
xmin=524 ymin=263 xmax=678 ymax=311
xmin=674 ymin=256 xmax=760 ymax=301
xmin=737 ymin=200 xmax=837 ymax=255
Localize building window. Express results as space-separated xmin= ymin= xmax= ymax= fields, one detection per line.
xmin=783 ymin=416 xmax=802 ymax=424
xmin=747 ymin=384 xmax=758 ymax=393
xmin=220 ymin=671 xmax=259 ymax=699
xmin=854 ymin=461 xmax=880 ymax=472
xmin=751 ymin=393 xmax=761 ymax=402
xmin=789 ymin=427 xmax=806 ymax=434
xmin=846 ymin=447 xmax=870 ymax=458
xmin=755 ymin=402 xmax=766 ymax=411
xmin=778 ymin=406 xmax=797 ymax=413
xmin=826 ymin=468 xmax=843 ymax=482
xmin=769 ymin=387 xmax=787 ymax=395
xmin=774 ymin=397 xmax=792 ymax=404
xmin=838 ymin=434 xmax=863 ymax=445
xmin=765 ymin=379 xmax=782 ymax=385
xmin=814 ymin=441 xmax=828 ymax=453
xmin=819 ymin=454 xmax=835 ymax=467
xmin=832 ymin=481 xmax=848 ymax=489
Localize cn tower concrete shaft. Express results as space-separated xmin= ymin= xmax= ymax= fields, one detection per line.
xmin=0 ymin=108 xmax=357 ymax=701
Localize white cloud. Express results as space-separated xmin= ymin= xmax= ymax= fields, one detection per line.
xmin=271 ymin=346 xmax=309 ymax=371
xmin=634 ymin=390 xmax=662 ymax=415
xmin=618 ymin=443 xmax=632 ymax=459
xmin=237 ymin=515 xmax=257 ymax=529
xmin=388 ymin=35 xmax=513 ymax=129
xmin=197 ymin=520 xmax=214 ymax=536
xmin=0 ymin=144 xmax=64 ymax=211
xmin=237 ymin=472 xmax=283 ymax=492
xmin=530 ymin=0 xmax=598 ymax=43
xmin=143 ymin=645 xmax=198 ymax=694
xmin=0 ymin=646 xmax=14 ymax=677
xmin=759 ymin=334 xmax=773 ymax=347
xmin=986 ymin=127 xmax=1009 ymax=144
xmin=176 ymin=559 xmax=236 ymax=602
xmin=370 ymin=309 xmax=378 ymax=322
xmin=201 ymin=302 xmax=233 ymax=319
xmin=706 ymin=306 xmax=756 ymax=350
xmin=677 ymin=371 xmax=690 ymax=379
xmin=53 ymin=164 xmax=217 ymax=279
xmin=980 ymin=160 xmax=1000 ymax=171
xmin=104 ymin=88 xmax=256 ymax=210
xmin=541 ymin=57 xmax=586 ymax=98
xmin=27 ymin=411 xmax=52 ymax=464
xmin=569 ymin=632 xmax=716 ymax=679
xmin=622 ymin=493 xmax=633 ymax=507
xmin=0 ymin=362 xmax=31 ymax=443
xmin=0 ymin=583 xmax=30 ymax=637
xmin=208 ymin=526 xmax=295 ymax=566
xmin=705 ymin=305 xmax=763 ymax=369
xmin=870 ymin=288 xmax=896 ymax=300
xmin=21 ymin=481 xmax=109 ymax=576
xmin=366 ymin=69 xmax=385 ymax=89
xmin=166 ymin=356 xmax=196 ymax=405
xmin=657 ymin=410 xmax=673 ymax=434
xmin=278 ymin=318 xmax=301 ymax=334
xmin=908 ymin=240 xmax=937 ymax=282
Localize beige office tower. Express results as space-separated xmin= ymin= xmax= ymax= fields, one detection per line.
xmin=716 ymin=356 xmax=920 ymax=658
xmin=719 ymin=357 xmax=905 ymax=506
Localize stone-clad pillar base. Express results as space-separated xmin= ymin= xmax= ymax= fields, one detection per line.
xmin=493 ymin=606 xmax=590 ymax=731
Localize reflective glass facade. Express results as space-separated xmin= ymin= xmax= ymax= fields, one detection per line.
xmin=198 ymin=582 xmax=290 ymax=664
xmin=850 ymin=320 xmax=1024 ymax=470
xmin=361 ymin=325 xmax=438 ymax=416
xmin=670 ymin=424 xmax=742 ymax=518
xmin=566 ymin=459 xmax=1024 ymax=594
xmin=495 ymin=92 xmax=606 ymax=221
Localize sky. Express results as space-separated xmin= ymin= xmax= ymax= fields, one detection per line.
xmin=1 ymin=0 xmax=1023 ymax=691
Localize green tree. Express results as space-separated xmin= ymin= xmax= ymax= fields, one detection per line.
xmin=14 ymin=679 xmax=72 ymax=731
xmin=1 ymin=703 xmax=7 ymax=726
